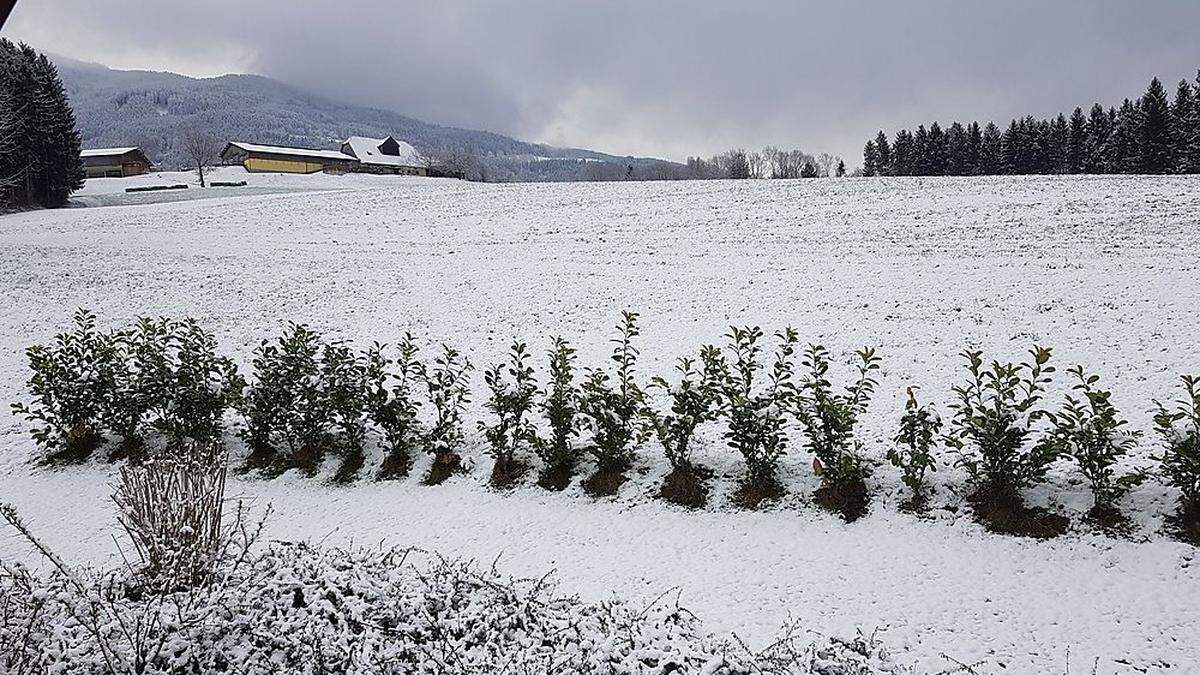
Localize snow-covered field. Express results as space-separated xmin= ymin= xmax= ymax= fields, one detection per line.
xmin=2 ymin=170 xmax=1199 ymax=672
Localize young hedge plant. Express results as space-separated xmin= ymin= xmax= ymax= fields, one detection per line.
xmin=945 ymin=346 xmax=1060 ymax=500
xmin=422 ymin=344 xmax=473 ymax=485
xmin=479 ymin=341 xmax=538 ymax=488
xmin=365 ymin=335 xmax=425 ymax=480
xmin=578 ymin=311 xmax=646 ymax=496
xmin=794 ymin=345 xmax=881 ymax=487
xmin=1047 ymin=365 xmax=1144 ymax=520
xmin=12 ymin=309 xmax=121 ymax=463
xmin=533 ymin=336 xmax=581 ymax=491
xmin=237 ymin=323 xmax=332 ymax=476
xmin=1154 ymin=375 xmax=1200 ymax=517
xmin=889 ymin=387 xmax=943 ymax=506
xmin=704 ymin=325 xmax=798 ymax=508
xmin=646 ymin=355 xmax=717 ymax=508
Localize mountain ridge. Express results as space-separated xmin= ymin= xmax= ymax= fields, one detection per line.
xmin=53 ymin=55 xmax=683 ymax=181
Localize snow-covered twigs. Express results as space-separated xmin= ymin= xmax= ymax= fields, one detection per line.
xmin=0 ymin=538 xmax=911 ymax=674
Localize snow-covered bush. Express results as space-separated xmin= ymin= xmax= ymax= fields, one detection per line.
xmin=578 ymin=311 xmax=647 ymax=496
xmin=1047 ymin=366 xmax=1144 ymax=519
xmin=704 ymin=326 xmax=799 ymax=507
xmin=533 ymin=336 xmax=582 ymax=490
xmin=1154 ymin=375 xmax=1200 ymax=518
xmin=0 ymin=536 xmax=908 ymax=675
xmin=149 ymin=318 xmax=243 ymax=451
xmin=421 ymin=343 xmax=473 ymax=484
xmin=106 ymin=316 xmax=174 ymax=457
xmin=888 ymin=387 xmax=943 ymax=505
xmin=479 ymin=341 xmax=538 ymax=487
xmin=11 ymin=308 xmax=121 ymax=463
xmin=794 ymin=345 xmax=881 ymax=520
xmin=646 ymin=355 xmax=717 ymax=507
xmin=365 ymin=335 xmax=424 ymax=480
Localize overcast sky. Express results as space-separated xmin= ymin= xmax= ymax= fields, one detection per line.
xmin=7 ymin=1 xmax=1200 ymax=165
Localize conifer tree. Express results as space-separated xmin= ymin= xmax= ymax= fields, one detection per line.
xmin=1171 ymin=78 xmax=1196 ymax=173
xmin=965 ymin=121 xmax=983 ymax=174
xmin=1067 ymin=107 xmax=1088 ymax=173
xmin=1138 ymin=77 xmax=1173 ymax=174
xmin=873 ymin=131 xmax=891 ymax=175
xmin=892 ymin=129 xmax=914 ymax=175
xmin=1107 ymin=99 xmax=1141 ymax=174
xmin=926 ymin=122 xmax=947 ymax=175
xmin=945 ymin=122 xmax=967 ymax=175
xmin=978 ymin=122 xmax=1003 ymax=174
xmin=862 ymin=140 xmax=878 ymax=177
xmin=1084 ymin=104 xmax=1114 ymax=173
xmin=1048 ymin=113 xmax=1070 ymax=174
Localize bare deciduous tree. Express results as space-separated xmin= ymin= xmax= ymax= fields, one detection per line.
xmin=181 ymin=127 xmax=221 ymax=187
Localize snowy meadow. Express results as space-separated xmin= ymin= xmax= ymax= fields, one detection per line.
xmin=1 ymin=171 xmax=1199 ymax=673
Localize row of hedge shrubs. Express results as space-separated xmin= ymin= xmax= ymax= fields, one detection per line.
xmin=11 ymin=310 xmax=1200 ymax=540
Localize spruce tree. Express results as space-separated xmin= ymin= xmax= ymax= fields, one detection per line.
xmin=891 ymin=129 xmax=913 ymax=176
xmin=978 ymin=122 xmax=1003 ymax=174
xmin=945 ymin=122 xmax=968 ymax=175
xmin=1067 ymin=107 xmax=1088 ymax=174
xmin=1107 ymin=99 xmax=1141 ymax=174
xmin=1001 ymin=119 xmax=1022 ymax=174
xmin=1048 ymin=113 xmax=1070 ymax=174
xmin=1084 ymin=104 xmax=1112 ymax=173
xmin=926 ymin=122 xmax=947 ymax=175
xmin=1189 ymin=71 xmax=1200 ymax=173
xmin=862 ymin=140 xmax=878 ymax=177
xmin=966 ymin=122 xmax=983 ymax=175
xmin=874 ymin=131 xmax=891 ymax=176
xmin=1138 ymin=77 xmax=1173 ymax=174
xmin=1171 ymin=78 xmax=1198 ymax=173
xmin=912 ymin=125 xmax=930 ymax=175
xmin=29 ymin=50 xmax=84 ymax=206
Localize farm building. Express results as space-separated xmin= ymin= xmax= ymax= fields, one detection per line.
xmin=80 ymin=147 xmax=152 ymax=178
xmin=339 ymin=136 xmax=428 ymax=176
xmin=220 ymin=141 xmax=357 ymax=174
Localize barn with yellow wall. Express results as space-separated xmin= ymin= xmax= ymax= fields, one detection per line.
xmin=220 ymin=141 xmax=356 ymax=174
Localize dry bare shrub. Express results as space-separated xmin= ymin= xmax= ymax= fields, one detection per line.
xmin=112 ymin=440 xmax=227 ymax=586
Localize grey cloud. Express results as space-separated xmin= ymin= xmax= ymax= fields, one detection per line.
xmin=8 ymin=1 xmax=1200 ymax=164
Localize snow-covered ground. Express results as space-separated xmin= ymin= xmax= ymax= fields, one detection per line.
xmin=1 ymin=171 xmax=1198 ymax=672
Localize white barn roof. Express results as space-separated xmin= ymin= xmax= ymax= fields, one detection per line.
xmin=341 ymin=136 xmax=423 ymax=168
xmin=225 ymin=141 xmax=352 ymax=161
xmin=81 ymin=147 xmax=141 ymax=157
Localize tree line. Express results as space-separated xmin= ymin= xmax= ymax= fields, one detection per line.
xmin=0 ymin=40 xmax=85 ymax=208
xmin=863 ymin=73 xmax=1200 ymax=177
xmin=685 ymin=147 xmax=845 ymax=180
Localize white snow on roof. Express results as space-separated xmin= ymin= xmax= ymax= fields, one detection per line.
xmin=341 ymin=136 xmax=424 ymax=167
xmin=80 ymin=147 xmax=140 ymax=157
xmin=225 ymin=141 xmax=352 ymax=162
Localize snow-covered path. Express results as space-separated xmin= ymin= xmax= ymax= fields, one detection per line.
xmin=2 ymin=172 xmax=1199 ymax=672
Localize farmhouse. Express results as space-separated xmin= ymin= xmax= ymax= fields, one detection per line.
xmin=220 ymin=141 xmax=358 ymax=174
xmin=340 ymin=136 xmax=428 ymax=176
xmin=80 ymin=147 xmax=152 ymax=178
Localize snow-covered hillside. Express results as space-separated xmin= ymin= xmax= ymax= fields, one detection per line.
xmin=1 ymin=173 xmax=1198 ymax=672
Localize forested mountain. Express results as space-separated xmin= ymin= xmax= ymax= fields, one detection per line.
xmin=53 ymin=55 xmax=686 ymax=182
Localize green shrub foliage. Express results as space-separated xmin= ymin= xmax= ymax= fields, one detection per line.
xmin=151 ymin=319 xmax=242 ymax=448
xmin=320 ymin=341 xmax=371 ymax=481
xmin=946 ymin=347 xmax=1060 ymax=496
xmin=794 ymin=345 xmax=881 ymax=485
xmin=106 ymin=317 xmax=174 ymax=454
xmin=646 ymin=356 xmax=715 ymax=470
xmin=1154 ymin=374 xmax=1200 ymax=506
xmin=365 ymin=335 xmax=425 ymax=475
xmin=578 ymin=312 xmax=646 ymax=474
xmin=11 ymin=309 xmax=120 ymax=461
xmin=422 ymin=344 xmax=473 ymax=459
xmin=533 ymin=337 xmax=581 ymax=478
xmin=888 ymin=387 xmax=943 ymax=499
xmin=479 ymin=341 xmax=538 ymax=468
xmin=238 ymin=323 xmax=333 ymax=473
xmin=1047 ymin=366 xmax=1144 ymax=510
xmin=704 ymin=326 xmax=799 ymax=487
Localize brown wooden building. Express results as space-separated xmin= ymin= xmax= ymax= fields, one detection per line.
xmin=81 ymin=147 xmax=152 ymax=178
